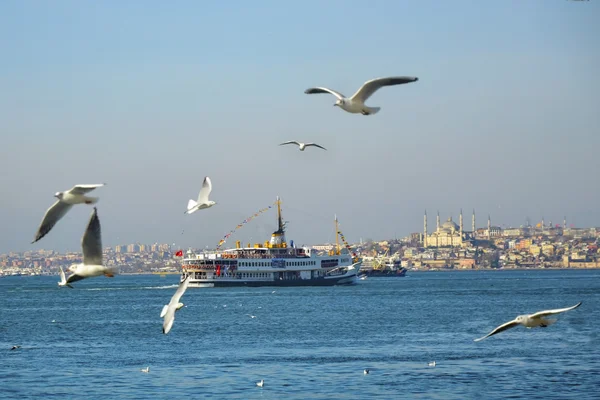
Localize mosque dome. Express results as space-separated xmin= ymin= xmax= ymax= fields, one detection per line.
xmin=441 ymin=217 xmax=459 ymax=232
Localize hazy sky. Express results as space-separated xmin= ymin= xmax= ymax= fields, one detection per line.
xmin=1 ymin=0 xmax=598 ymax=253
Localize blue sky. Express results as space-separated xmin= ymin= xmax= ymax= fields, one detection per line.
xmin=0 ymin=0 xmax=598 ymax=253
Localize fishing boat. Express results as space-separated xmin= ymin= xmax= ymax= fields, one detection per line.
xmin=179 ymin=197 xmax=361 ymax=288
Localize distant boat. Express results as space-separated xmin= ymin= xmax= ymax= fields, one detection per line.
xmin=359 ymin=257 xmax=407 ymax=277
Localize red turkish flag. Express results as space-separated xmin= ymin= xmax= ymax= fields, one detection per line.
xmin=175 ymin=250 xmax=183 ymax=257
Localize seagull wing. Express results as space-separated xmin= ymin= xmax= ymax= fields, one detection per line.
xmin=32 ymin=201 xmax=74 ymax=243
xmin=170 ymin=275 xmax=191 ymax=307
xmin=279 ymin=141 xmax=300 ymax=147
xmin=81 ymin=207 xmax=103 ymax=265
xmin=305 ymin=143 xmax=327 ymax=150
xmin=68 ymin=183 xmax=105 ymax=195
xmin=66 ymin=273 xmax=87 ymax=284
xmin=530 ymin=302 xmax=582 ymax=319
xmin=350 ymin=76 xmax=419 ymax=103
xmin=59 ymin=266 xmax=67 ymax=283
xmin=304 ymin=87 xmax=345 ymax=100
xmin=474 ymin=319 xmax=520 ymax=342
xmin=197 ymin=176 xmax=212 ymax=204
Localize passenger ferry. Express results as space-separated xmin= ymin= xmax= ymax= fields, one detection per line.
xmin=180 ymin=197 xmax=361 ymax=288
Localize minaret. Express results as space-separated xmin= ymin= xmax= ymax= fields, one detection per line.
xmin=436 ymin=211 xmax=440 ymax=232
xmin=472 ymin=209 xmax=476 ymax=234
xmin=423 ymin=210 xmax=428 ymax=247
xmin=459 ymin=208 xmax=463 ymax=237
xmin=563 ymin=216 xmax=567 ymax=230
xmin=541 ymin=216 xmax=545 ymax=232
xmin=487 ymin=214 xmax=491 ymax=240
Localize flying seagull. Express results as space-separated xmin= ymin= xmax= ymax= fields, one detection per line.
xmin=57 ymin=266 xmax=73 ymax=289
xmin=256 ymin=379 xmax=264 ymax=387
xmin=185 ymin=176 xmax=216 ymax=214
xmin=474 ymin=302 xmax=582 ymax=342
xmin=65 ymin=207 xmax=116 ymax=285
xmin=32 ymin=184 xmax=106 ymax=243
xmin=140 ymin=367 xmax=150 ymax=373
xmin=279 ymin=141 xmax=327 ymax=151
xmin=162 ymin=275 xmax=191 ymax=334
xmin=304 ymin=76 xmax=418 ymax=115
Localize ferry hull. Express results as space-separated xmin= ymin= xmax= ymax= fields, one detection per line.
xmin=188 ymin=275 xmax=356 ymax=288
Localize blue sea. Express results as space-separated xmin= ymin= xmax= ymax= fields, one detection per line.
xmin=1 ymin=270 xmax=599 ymax=399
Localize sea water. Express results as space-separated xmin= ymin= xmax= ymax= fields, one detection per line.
xmin=1 ymin=269 xmax=599 ymax=399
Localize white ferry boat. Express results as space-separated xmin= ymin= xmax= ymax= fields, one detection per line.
xmin=180 ymin=197 xmax=361 ymax=288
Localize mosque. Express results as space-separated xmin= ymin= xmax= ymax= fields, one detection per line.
xmin=422 ymin=210 xmax=492 ymax=248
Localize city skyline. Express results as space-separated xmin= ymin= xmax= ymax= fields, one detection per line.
xmin=1 ymin=1 xmax=598 ymax=253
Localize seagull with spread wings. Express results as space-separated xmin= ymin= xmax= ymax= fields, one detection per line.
xmin=65 ymin=207 xmax=116 ymax=285
xmin=31 ymin=184 xmax=105 ymax=244
xmin=185 ymin=176 xmax=216 ymax=214
xmin=474 ymin=302 xmax=582 ymax=342
xmin=304 ymin=76 xmax=418 ymax=115
xmin=279 ymin=141 xmax=327 ymax=151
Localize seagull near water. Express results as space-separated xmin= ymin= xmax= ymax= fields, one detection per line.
xmin=185 ymin=176 xmax=216 ymax=214
xmin=474 ymin=302 xmax=582 ymax=342
xmin=256 ymin=379 xmax=264 ymax=387
xmin=57 ymin=266 xmax=73 ymax=289
xmin=31 ymin=184 xmax=105 ymax=243
xmin=65 ymin=207 xmax=116 ymax=285
xmin=162 ymin=275 xmax=191 ymax=334
xmin=140 ymin=367 xmax=150 ymax=373
xmin=304 ymin=76 xmax=418 ymax=115
xmin=279 ymin=141 xmax=327 ymax=151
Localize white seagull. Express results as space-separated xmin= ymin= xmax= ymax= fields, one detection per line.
xmin=185 ymin=177 xmax=216 ymax=214
xmin=279 ymin=141 xmax=327 ymax=151
xmin=474 ymin=302 xmax=582 ymax=342
xmin=363 ymin=369 xmax=370 ymax=375
xmin=256 ymin=379 xmax=264 ymax=387
xmin=57 ymin=266 xmax=73 ymax=289
xmin=162 ymin=275 xmax=191 ymax=334
xmin=140 ymin=367 xmax=150 ymax=373
xmin=32 ymin=183 xmax=105 ymax=243
xmin=428 ymin=361 xmax=436 ymax=367
xmin=304 ymin=76 xmax=418 ymax=115
xmin=65 ymin=207 xmax=116 ymax=285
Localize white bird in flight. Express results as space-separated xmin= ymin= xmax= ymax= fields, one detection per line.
xmin=65 ymin=207 xmax=116 ymax=285
xmin=304 ymin=76 xmax=418 ymax=115
xmin=31 ymin=183 xmax=105 ymax=243
xmin=474 ymin=302 xmax=582 ymax=342
xmin=185 ymin=176 xmax=216 ymax=214
xmin=162 ymin=275 xmax=191 ymax=334
xmin=279 ymin=141 xmax=327 ymax=151
xmin=57 ymin=266 xmax=73 ymax=289
xmin=256 ymin=379 xmax=264 ymax=387
xmin=140 ymin=367 xmax=150 ymax=373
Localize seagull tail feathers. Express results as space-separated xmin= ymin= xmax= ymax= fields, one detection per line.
xmin=160 ymin=305 xmax=169 ymax=318
xmin=86 ymin=196 xmax=100 ymax=204
xmin=186 ymin=199 xmax=198 ymax=214
xmin=368 ymin=107 xmax=381 ymax=115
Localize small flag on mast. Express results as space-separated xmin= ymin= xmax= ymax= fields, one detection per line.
xmin=175 ymin=250 xmax=183 ymax=257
